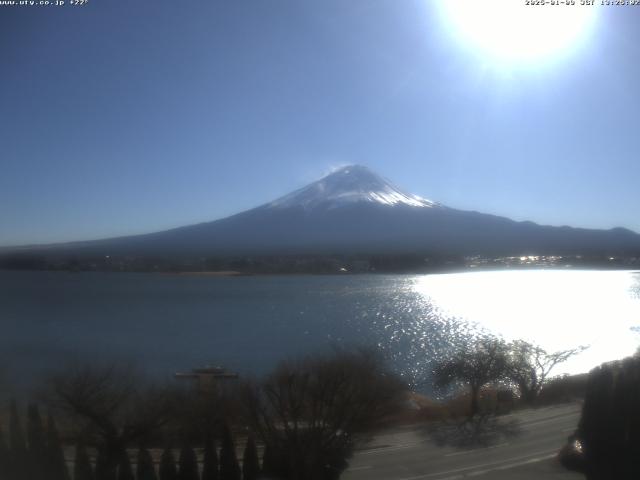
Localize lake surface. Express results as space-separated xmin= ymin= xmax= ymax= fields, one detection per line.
xmin=1 ymin=269 xmax=639 ymax=391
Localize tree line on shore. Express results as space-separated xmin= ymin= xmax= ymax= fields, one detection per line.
xmin=3 ymin=251 xmax=638 ymax=274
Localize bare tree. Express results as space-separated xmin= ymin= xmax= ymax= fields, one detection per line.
xmin=243 ymin=348 xmax=406 ymax=480
xmin=505 ymin=340 xmax=587 ymax=403
xmin=168 ymin=379 xmax=243 ymax=444
xmin=433 ymin=336 xmax=509 ymax=418
xmin=46 ymin=364 xmax=175 ymax=476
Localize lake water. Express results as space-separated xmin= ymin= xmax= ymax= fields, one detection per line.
xmin=1 ymin=269 xmax=639 ymax=391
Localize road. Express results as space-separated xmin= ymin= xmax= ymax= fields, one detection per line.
xmin=343 ymin=403 xmax=584 ymax=480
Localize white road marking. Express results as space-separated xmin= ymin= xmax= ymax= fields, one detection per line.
xmin=397 ymin=449 xmax=557 ymax=480
xmin=361 ymin=410 xmax=577 ymax=459
xmin=348 ymin=465 xmax=373 ymax=471
xmin=359 ymin=442 xmax=423 ymax=456
xmin=444 ymin=442 xmax=509 ymax=457
xmin=466 ymin=453 xmax=556 ymax=477
xmin=518 ymin=412 xmax=580 ymax=428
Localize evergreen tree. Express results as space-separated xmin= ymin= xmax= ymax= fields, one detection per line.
xmin=201 ymin=436 xmax=219 ymax=480
xmin=95 ymin=447 xmax=117 ymax=480
xmin=241 ymin=436 xmax=259 ymax=480
xmin=27 ymin=404 xmax=47 ymax=480
xmin=260 ymin=444 xmax=275 ymax=476
xmin=117 ymin=451 xmax=135 ymax=480
xmin=46 ymin=413 xmax=70 ymax=480
xmin=74 ymin=443 xmax=95 ymax=480
xmin=260 ymin=443 xmax=287 ymax=479
xmin=578 ymin=356 xmax=640 ymax=479
xmin=219 ymin=425 xmax=240 ymax=480
xmin=136 ymin=447 xmax=158 ymax=480
xmin=0 ymin=421 xmax=9 ymax=480
xmin=159 ymin=448 xmax=178 ymax=480
xmin=9 ymin=400 xmax=27 ymax=480
xmin=177 ymin=444 xmax=198 ymax=480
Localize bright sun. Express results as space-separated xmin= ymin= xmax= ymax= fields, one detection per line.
xmin=439 ymin=0 xmax=598 ymax=63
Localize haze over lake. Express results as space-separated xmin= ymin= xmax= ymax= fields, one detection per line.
xmin=1 ymin=269 xmax=639 ymax=391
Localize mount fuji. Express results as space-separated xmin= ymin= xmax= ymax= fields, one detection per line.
xmin=4 ymin=165 xmax=640 ymax=259
xmin=268 ymin=165 xmax=439 ymax=210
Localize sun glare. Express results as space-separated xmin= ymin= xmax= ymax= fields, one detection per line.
xmin=413 ymin=270 xmax=640 ymax=376
xmin=439 ymin=0 xmax=598 ymax=63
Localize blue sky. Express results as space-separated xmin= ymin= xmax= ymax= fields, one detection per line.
xmin=1 ymin=1 xmax=639 ymax=246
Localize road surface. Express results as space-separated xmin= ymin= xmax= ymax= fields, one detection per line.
xmin=344 ymin=403 xmax=584 ymax=480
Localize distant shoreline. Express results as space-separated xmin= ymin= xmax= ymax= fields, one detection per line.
xmin=1 ymin=265 xmax=638 ymax=277
xmin=163 ymin=270 xmax=250 ymax=277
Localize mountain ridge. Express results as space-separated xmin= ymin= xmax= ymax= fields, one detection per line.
xmin=2 ymin=165 xmax=639 ymax=260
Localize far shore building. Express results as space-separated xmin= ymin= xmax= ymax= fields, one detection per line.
xmin=174 ymin=366 xmax=239 ymax=392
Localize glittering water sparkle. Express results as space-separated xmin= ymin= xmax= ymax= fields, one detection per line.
xmin=1 ymin=269 xmax=638 ymax=391
xmin=411 ymin=269 xmax=640 ymax=377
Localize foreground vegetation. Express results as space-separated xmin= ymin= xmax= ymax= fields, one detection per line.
xmin=0 ymin=338 xmax=593 ymax=479
xmin=561 ymin=353 xmax=640 ymax=479
xmin=432 ymin=335 xmax=586 ymax=417
xmin=0 ymin=349 xmax=406 ymax=480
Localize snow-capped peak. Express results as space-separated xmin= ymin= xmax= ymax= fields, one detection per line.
xmin=268 ymin=165 xmax=439 ymax=210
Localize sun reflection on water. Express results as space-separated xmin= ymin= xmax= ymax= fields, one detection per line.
xmin=411 ymin=270 xmax=640 ymax=376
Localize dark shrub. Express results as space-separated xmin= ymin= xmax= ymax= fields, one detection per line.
xmin=9 ymin=400 xmax=27 ymax=480
xmin=201 ymin=436 xmax=219 ymax=480
xmin=245 ymin=348 xmax=406 ymax=480
xmin=117 ymin=452 xmax=135 ymax=480
xmin=95 ymin=447 xmax=117 ymax=480
xmin=136 ymin=447 xmax=157 ymax=480
xmin=573 ymin=356 xmax=640 ymax=479
xmin=159 ymin=448 xmax=178 ymax=480
xmin=0 ymin=421 xmax=9 ymax=479
xmin=46 ymin=414 xmax=70 ymax=480
xmin=178 ymin=445 xmax=198 ymax=480
xmin=219 ymin=425 xmax=240 ymax=480
xmin=241 ymin=436 xmax=259 ymax=480
xmin=27 ymin=404 xmax=47 ymax=480
xmin=74 ymin=443 xmax=95 ymax=480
